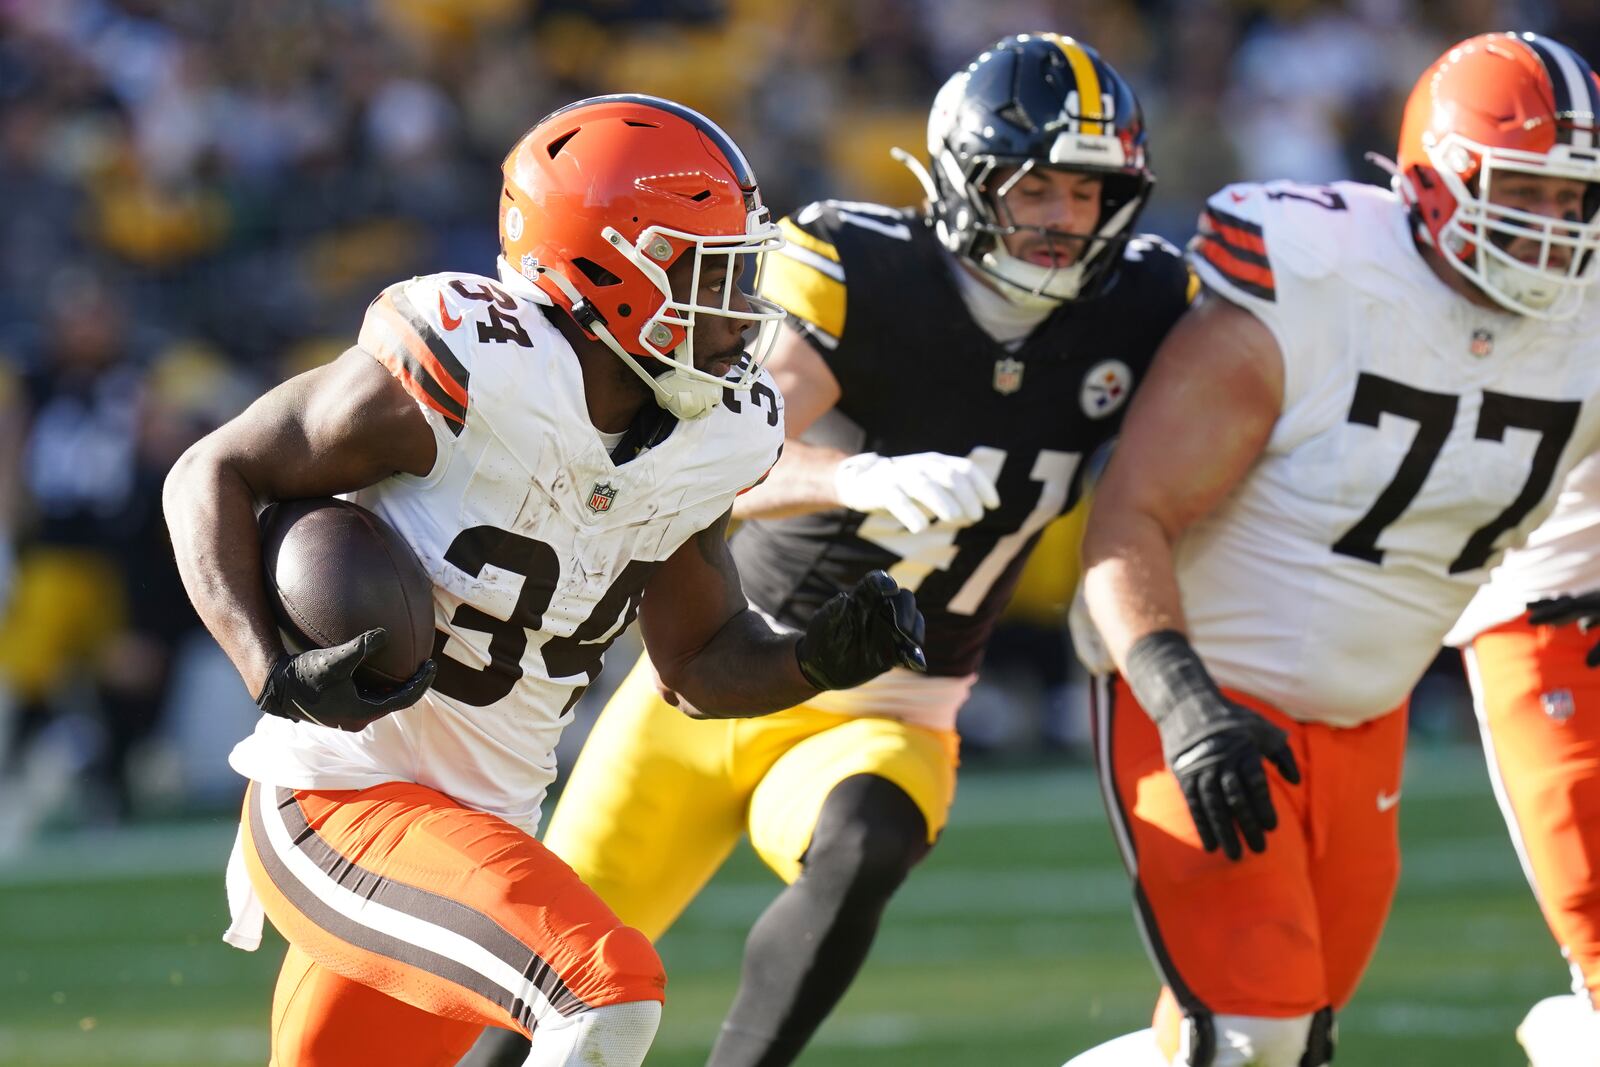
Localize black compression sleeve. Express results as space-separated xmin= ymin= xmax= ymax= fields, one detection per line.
xmin=1122 ymin=629 xmax=1224 ymax=726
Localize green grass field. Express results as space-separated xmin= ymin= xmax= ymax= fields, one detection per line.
xmin=0 ymin=744 xmax=1559 ymax=1066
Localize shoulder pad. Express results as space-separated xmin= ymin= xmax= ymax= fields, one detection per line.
xmin=707 ymin=363 xmax=786 ymax=493
xmin=362 ymin=272 xmax=555 ymax=437
xmin=766 ymin=200 xmax=920 ymax=349
xmin=789 ymin=199 xmax=917 ymax=247
xmin=1118 ymin=231 xmax=1195 ymax=300
xmin=766 ymin=204 xmax=851 ymax=346
xmin=360 ymin=274 xmax=480 ymax=436
xmin=1191 ymin=181 xmax=1359 ymax=309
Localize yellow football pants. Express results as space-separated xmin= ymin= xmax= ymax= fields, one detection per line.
xmin=0 ymin=548 xmax=126 ymax=703
xmin=542 ymin=655 xmax=960 ymax=942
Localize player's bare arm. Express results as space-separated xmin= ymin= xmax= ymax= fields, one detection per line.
xmin=1083 ymin=294 xmax=1300 ymax=861
xmin=640 ymin=508 xmax=926 ymax=719
xmin=162 ymin=348 xmax=436 ymax=703
xmin=733 ymin=324 xmax=1000 ymax=532
xmin=1082 ymin=294 xmax=1284 ymax=668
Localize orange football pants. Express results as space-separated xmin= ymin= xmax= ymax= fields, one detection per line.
xmin=1466 ymin=614 xmax=1600 ymax=1008
xmin=238 ymin=780 xmax=664 ymax=1067
xmin=1093 ymin=676 xmax=1406 ymax=1040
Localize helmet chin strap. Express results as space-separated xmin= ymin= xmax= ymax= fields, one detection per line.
xmin=978 ymin=245 xmax=1089 ymax=306
xmin=1478 ymin=239 xmax=1567 ymax=313
xmin=590 ymin=318 xmax=724 ymax=421
xmin=979 ymin=195 xmax=1143 ymax=306
xmin=525 ymin=260 xmax=725 ymax=420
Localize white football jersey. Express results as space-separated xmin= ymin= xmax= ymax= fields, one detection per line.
xmin=1179 ymin=180 xmax=1600 ymax=726
xmin=229 ymin=271 xmax=784 ymax=832
xmin=1447 ymin=454 xmax=1600 ymax=646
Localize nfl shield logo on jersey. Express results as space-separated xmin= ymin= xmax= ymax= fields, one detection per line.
xmin=1081 ymin=359 xmax=1133 ymax=418
xmin=1470 ymin=328 xmax=1495 ymax=358
xmin=587 ymin=482 xmax=617 ymax=514
xmin=1540 ymin=689 xmax=1575 ymax=723
xmin=993 ymin=357 xmax=1025 ymax=395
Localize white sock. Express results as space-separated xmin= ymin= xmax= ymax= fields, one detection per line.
xmin=1518 ymin=994 xmax=1600 ymax=1067
xmin=1061 ymin=1028 xmax=1166 ymax=1067
xmin=521 ymin=999 xmax=661 ymax=1067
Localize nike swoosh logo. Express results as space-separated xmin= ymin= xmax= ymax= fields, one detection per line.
xmin=1377 ymin=789 xmax=1401 ymax=813
xmin=289 ymin=698 xmax=332 ymax=729
xmin=439 ymin=293 xmax=462 ymax=331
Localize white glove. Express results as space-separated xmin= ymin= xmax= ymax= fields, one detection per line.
xmin=834 ymin=452 xmax=1000 ymax=534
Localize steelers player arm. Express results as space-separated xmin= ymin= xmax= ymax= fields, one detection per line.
xmin=734 ymin=207 xmax=998 ymax=533
xmin=1082 ymin=294 xmax=1300 ymax=859
xmin=163 ymin=347 xmax=437 ymax=706
xmin=640 ymin=509 xmax=926 ymax=718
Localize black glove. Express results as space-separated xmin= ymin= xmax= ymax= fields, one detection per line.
xmin=1528 ymin=592 xmax=1600 ymax=667
xmin=256 ymin=628 xmax=437 ymax=732
xmin=796 ymin=570 xmax=927 ymax=690
xmin=1125 ymin=630 xmax=1301 ymax=861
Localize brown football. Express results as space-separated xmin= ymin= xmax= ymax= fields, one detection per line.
xmin=259 ymin=498 xmax=435 ymax=687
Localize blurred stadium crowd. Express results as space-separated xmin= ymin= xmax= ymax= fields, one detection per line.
xmin=2 ymin=0 xmax=1598 ymax=839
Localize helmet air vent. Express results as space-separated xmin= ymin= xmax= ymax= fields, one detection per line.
xmin=546 ymin=129 xmax=579 ymax=158
xmin=572 ymin=257 xmax=623 ymax=287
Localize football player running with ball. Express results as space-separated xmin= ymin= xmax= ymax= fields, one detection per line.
xmin=1066 ymin=33 xmax=1600 ymax=1067
xmin=1448 ymin=451 xmax=1600 ymax=1067
xmin=501 ymin=34 xmax=1194 ymax=1067
xmin=163 ymin=95 xmax=924 ymax=1067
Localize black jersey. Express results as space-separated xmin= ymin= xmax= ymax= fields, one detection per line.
xmin=733 ymin=199 xmax=1193 ymax=676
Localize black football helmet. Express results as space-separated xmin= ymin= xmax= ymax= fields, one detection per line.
xmin=896 ymin=33 xmax=1154 ymax=304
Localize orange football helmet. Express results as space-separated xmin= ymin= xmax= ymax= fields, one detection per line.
xmin=1395 ymin=32 xmax=1600 ymax=319
xmin=498 ymin=94 xmax=785 ymax=419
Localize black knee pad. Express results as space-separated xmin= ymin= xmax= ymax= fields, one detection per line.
xmin=800 ymin=774 xmax=931 ymax=902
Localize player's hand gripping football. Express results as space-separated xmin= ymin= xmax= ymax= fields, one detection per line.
xmin=256 ymin=628 xmax=437 ymax=732
xmin=796 ymin=571 xmax=927 ymax=690
xmin=835 ymin=452 xmax=1001 ymax=534
xmin=1126 ymin=631 xmax=1301 ymax=861
xmin=1528 ymin=591 xmax=1600 ymax=667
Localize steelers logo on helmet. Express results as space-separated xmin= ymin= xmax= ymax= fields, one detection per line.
xmin=893 ymin=33 xmax=1155 ymax=308
xmin=1081 ymin=359 xmax=1132 ymax=418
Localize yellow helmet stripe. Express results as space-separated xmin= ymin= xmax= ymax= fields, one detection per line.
xmin=1051 ymin=36 xmax=1104 ymax=136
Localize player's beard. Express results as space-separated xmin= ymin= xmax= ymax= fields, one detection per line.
xmin=696 ymin=338 xmax=747 ymax=380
